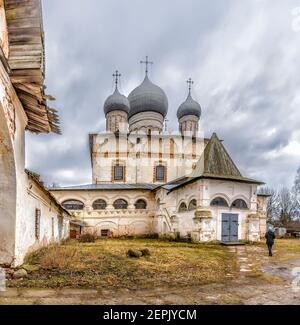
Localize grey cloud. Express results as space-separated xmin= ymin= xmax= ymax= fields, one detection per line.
xmin=26 ymin=0 xmax=300 ymax=188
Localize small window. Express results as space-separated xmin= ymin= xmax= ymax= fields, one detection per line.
xmin=210 ymin=197 xmax=229 ymax=207
xmin=101 ymin=229 xmax=109 ymax=237
xmin=93 ymin=199 xmax=107 ymax=210
xmin=62 ymin=200 xmax=84 ymax=210
xmin=188 ymin=199 xmax=197 ymax=211
xmin=137 ymin=138 xmax=141 ymax=144
xmin=51 ymin=217 xmax=54 ymax=237
xmin=178 ymin=202 xmax=188 ymax=213
xmin=156 ymin=165 xmax=165 ymax=182
xmin=231 ymin=199 xmax=248 ymax=209
xmin=113 ymin=199 xmax=128 ymax=210
xmin=35 ymin=209 xmax=41 ymax=240
xmin=135 ymin=199 xmax=147 ymax=210
xmin=114 ymin=165 xmax=124 ymax=181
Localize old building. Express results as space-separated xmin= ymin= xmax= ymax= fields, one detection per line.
xmin=51 ymin=63 xmax=268 ymax=242
xmin=0 ymin=0 xmax=70 ymax=267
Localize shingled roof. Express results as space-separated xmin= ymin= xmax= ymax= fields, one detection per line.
xmin=164 ymin=133 xmax=264 ymax=192
xmin=4 ymin=0 xmax=60 ymax=134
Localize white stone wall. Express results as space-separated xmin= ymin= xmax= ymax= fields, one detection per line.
xmin=129 ymin=111 xmax=164 ymax=133
xmin=14 ymin=178 xmax=70 ymax=266
xmin=91 ymin=133 xmax=204 ymax=184
xmin=154 ymin=179 xmax=263 ymax=242
xmin=179 ymin=115 xmax=199 ymax=137
xmin=51 ymin=178 xmax=266 ymax=243
xmin=106 ymin=110 xmax=128 ymax=133
xmin=50 ymin=189 xmax=156 ymax=237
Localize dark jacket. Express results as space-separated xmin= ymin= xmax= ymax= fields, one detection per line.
xmin=265 ymin=230 xmax=276 ymax=245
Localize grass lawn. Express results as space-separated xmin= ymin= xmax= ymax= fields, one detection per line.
xmin=8 ymin=239 xmax=235 ymax=290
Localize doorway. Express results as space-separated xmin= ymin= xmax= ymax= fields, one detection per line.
xmin=221 ymin=213 xmax=239 ymax=242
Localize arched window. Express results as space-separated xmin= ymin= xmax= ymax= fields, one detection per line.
xmin=188 ymin=199 xmax=197 ymax=211
xmin=92 ymin=199 xmax=107 ymax=210
xmin=62 ymin=200 xmax=84 ymax=210
xmin=210 ymin=197 xmax=229 ymax=207
xmin=178 ymin=202 xmax=188 ymax=213
xmin=113 ymin=199 xmax=128 ymax=210
xmin=231 ymin=199 xmax=248 ymax=209
xmin=135 ymin=199 xmax=147 ymax=210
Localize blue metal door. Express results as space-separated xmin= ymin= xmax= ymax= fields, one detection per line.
xmin=222 ymin=214 xmax=239 ymax=242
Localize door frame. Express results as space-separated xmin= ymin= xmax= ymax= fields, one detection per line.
xmin=221 ymin=213 xmax=239 ymax=242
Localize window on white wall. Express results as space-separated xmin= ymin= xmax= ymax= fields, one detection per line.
xmin=35 ymin=209 xmax=41 ymax=240
xmin=51 ymin=218 xmax=54 ymax=237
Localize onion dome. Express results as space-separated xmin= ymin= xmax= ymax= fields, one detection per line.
xmin=128 ymin=75 xmax=168 ymax=118
xmin=177 ymin=78 xmax=201 ymax=119
xmin=103 ymin=87 xmax=130 ymax=116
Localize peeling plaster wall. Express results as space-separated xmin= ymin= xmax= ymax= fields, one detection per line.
xmin=91 ymin=133 xmax=204 ymax=184
xmin=51 ymin=189 xmax=156 ymax=237
xmin=155 ymin=179 xmax=263 ymax=241
xmin=0 ymin=85 xmax=16 ymax=265
xmin=14 ymin=179 xmax=70 ymax=266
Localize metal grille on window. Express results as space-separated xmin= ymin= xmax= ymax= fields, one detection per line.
xmin=114 ymin=165 xmax=124 ymax=181
xmin=101 ymin=229 xmax=109 ymax=237
xmin=156 ymin=165 xmax=165 ymax=181
xmin=93 ymin=199 xmax=107 ymax=210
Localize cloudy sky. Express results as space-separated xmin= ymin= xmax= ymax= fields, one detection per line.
xmin=25 ymin=0 xmax=300 ymax=189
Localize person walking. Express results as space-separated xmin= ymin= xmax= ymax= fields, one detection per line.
xmin=265 ymin=228 xmax=276 ymax=257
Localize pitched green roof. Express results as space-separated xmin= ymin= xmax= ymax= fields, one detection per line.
xmin=190 ymin=133 xmax=242 ymax=178
xmin=164 ymin=133 xmax=264 ymax=192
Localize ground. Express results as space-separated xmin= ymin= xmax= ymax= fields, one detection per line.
xmin=1 ymin=238 xmax=300 ymax=305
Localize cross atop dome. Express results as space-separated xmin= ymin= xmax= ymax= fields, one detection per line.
xmin=187 ymin=78 xmax=194 ymax=94
xmin=140 ymin=56 xmax=153 ymax=76
xmin=113 ymin=70 xmax=122 ymax=88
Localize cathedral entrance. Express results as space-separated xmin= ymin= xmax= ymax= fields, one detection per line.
xmin=221 ymin=213 xmax=239 ymax=242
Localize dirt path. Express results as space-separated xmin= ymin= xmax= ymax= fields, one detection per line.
xmin=1 ymin=245 xmax=300 ymax=305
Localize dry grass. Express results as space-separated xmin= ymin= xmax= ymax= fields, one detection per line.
xmin=269 ymin=238 xmax=300 ymax=261
xmin=9 ymin=238 xmax=235 ymax=289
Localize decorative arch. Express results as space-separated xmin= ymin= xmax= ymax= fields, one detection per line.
xmin=128 ymin=220 xmax=150 ymax=235
xmin=62 ymin=199 xmax=84 ymax=210
xmin=178 ymin=202 xmax=188 ymax=213
xmin=113 ymin=199 xmax=128 ymax=210
xmin=92 ymin=199 xmax=107 ymax=210
xmin=231 ymin=199 xmax=248 ymax=209
xmin=135 ymin=199 xmax=147 ymax=210
xmin=0 ymin=100 xmax=17 ymax=265
xmin=210 ymin=197 xmax=229 ymax=207
xmin=188 ymin=199 xmax=197 ymax=211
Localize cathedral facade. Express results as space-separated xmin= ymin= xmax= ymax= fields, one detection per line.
xmin=51 ymin=64 xmax=268 ymax=243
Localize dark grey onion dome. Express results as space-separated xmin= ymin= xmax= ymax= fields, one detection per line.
xmin=128 ymin=76 xmax=168 ymax=118
xmin=103 ymin=87 xmax=130 ymax=116
xmin=177 ymin=93 xmax=201 ymax=120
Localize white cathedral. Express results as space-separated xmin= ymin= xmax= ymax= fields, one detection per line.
xmin=50 ymin=59 xmax=268 ymax=243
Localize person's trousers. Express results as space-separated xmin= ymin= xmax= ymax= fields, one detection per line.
xmin=267 ymin=243 xmax=273 ymax=256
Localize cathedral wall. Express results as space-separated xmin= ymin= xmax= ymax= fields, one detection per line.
xmin=50 ymin=189 xmax=156 ymax=237
xmin=91 ymin=133 xmax=204 ymax=184
xmin=129 ymin=111 xmax=164 ymax=133
xmin=154 ymin=179 xmax=261 ymax=242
